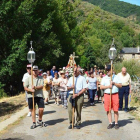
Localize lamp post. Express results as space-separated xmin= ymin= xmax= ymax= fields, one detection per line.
xmin=108 ymin=38 xmax=117 ymax=113
xmin=27 ymin=41 xmax=36 ymax=120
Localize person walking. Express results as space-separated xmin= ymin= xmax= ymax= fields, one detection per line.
xmin=87 ymin=72 xmax=98 ymax=105
xmin=22 ymin=64 xmax=32 ymax=117
xmin=47 ymin=70 xmax=53 ymax=98
xmin=43 ymin=72 xmax=52 ymax=105
xmin=59 ymin=70 xmax=68 ymax=109
xmin=97 ymin=72 xmax=104 ymax=103
xmin=52 ymin=72 xmax=60 ymax=105
xmin=67 ymin=68 xmax=87 ymax=129
xmin=51 ymin=66 xmax=58 ymax=78
xmin=117 ymin=67 xmax=131 ymax=112
xmin=24 ymin=66 xmax=45 ymax=129
xmin=100 ymin=65 xmax=122 ymax=129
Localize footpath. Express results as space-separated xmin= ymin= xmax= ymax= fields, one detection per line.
xmin=0 ymin=97 xmax=140 ymax=140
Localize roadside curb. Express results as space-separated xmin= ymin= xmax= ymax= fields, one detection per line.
xmin=0 ymin=107 xmax=28 ymax=132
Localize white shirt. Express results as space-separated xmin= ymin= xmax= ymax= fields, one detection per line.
xmin=101 ymin=75 xmax=122 ymax=94
xmin=67 ymin=75 xmax=87 ymax=94
xmin=59 ymin=78 xmax=68 ymax=91
xmin=117 ymin=72 xmax=131 ymax=86
xmin=47 ymin=75 xmax=53 ymax=81
xmin=22 ymin=73 xmax=30 ymax=83
xmin=88 ymin=77 xmax=97 ymax=90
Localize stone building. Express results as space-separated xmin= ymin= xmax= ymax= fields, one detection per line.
xmin=120 ymin=46 xmax=140 ymax=60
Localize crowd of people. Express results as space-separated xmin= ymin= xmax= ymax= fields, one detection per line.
xmin=22 ymin=64 xmax=131 ymax=130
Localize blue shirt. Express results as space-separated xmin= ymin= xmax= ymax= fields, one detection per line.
xmin=50 ymin=69 xmax=58 ymax=78
xmin=88 ymin=77 xmax=97 ymax=90
xmin=67 ymin=75 xmax=87 ymax=94
xmin=101 ymin=75 xmax=122 ymax=94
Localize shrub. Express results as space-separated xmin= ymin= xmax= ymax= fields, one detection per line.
xmin=113 ymin=59 xmax=140 ymax=77
xmin=0 ymin=82 xmax=7 ymax=99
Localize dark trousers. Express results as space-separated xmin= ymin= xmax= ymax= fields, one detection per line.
xmin=119 ymin=85 xmax=129 ymax=110
xmin=89 ymin=89 xmax=97 ymax=103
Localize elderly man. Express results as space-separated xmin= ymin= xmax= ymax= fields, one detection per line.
xmin=117 ymin=67 xmax=131 ymax=112
xmin=100 ymin=65 xmax=122 ymax=129
xmin=67 ymin=68 xmax=87 ymax=129
xmin=24 ymin=66 xmax=45 ymax=129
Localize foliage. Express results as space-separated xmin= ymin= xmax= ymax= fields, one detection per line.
xmin=84 ymin=0 xmax=140 ymax=24
xmin=113 ymin=60 xmax=140 ymax=77
xmin=74 ymin=1 xmax=140 ymax=69
xmin=0 ymin=0 xmax=79 ymax=94
xmin=1 ymin=0 xmax=140 ymax=96
xmin=135 ymin=97 xmax=138 ymax=103
xmin=0 ymin=82 xmax=7 ymax=99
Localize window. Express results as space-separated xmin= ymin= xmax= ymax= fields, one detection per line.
xmin=132 ymin=54 xmax=135 ymax=58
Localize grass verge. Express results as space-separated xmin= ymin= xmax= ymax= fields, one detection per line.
xmin=0 ymin=92 xmax=27 ymax=123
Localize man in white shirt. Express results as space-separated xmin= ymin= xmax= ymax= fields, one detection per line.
xmin=100 ymin=65 xmax=122 ymax=129
xmin=117 ymin=67 xmax=131 ymax=112
xmin=22 ymin=64 xmax=32 ymax=117
xmin=67 ymin=68 xmax=87 ymax=129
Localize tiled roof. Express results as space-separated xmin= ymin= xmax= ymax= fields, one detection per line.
xmin=120 ymin=47 xmax=140 ymax=54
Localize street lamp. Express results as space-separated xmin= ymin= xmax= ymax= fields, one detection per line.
xmin=27 ymin=41 xmax=36 ymax=121
xmin=27 ymin=41 xmax=35 ymax=65
xmin=108 ymin=38 xmax=117 ymax=113
xmin=109 ymin=38 xmax=117 ymax=61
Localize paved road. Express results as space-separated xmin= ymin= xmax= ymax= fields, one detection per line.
xmin=1 ymin=97 xmax=140 ymax=140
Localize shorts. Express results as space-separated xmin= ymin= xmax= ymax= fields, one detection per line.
xmin=104 ymin=93 xmax=119 ymax=112
xmin=43 ymin=90 xmax=50 ymax=100
xmin=28 ymin=97 xmax=44 ymax=109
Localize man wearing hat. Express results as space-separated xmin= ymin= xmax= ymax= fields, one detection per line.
xmin=22 ymin=64 xmax=32 ymax=117
xmin=67 ymin=67 xmax=87 ymax=129
xmin=100 ymin=65 xmax=122 ymax=129
xmin=24 ymin=66 xmax=44 ymax=129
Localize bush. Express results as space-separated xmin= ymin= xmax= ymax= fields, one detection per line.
xmin=0 ymin=89 xmax=7 ymax=99
xmin=0 ymin=82 xmax=7 ymax=99
xmin=113 ymin=59 xmax=140 ymax=77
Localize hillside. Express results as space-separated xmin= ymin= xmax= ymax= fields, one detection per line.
xmin=83 ymin=0 xmax=140 ymax=24
xmin=74 ymin=1 xmax=140 ymax=68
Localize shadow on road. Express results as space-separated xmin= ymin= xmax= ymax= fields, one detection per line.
xmin=118 ymin=118 xmax=135 ymax=127
xmin=43 ymin=110 xmax=56 ymax=115
xmin=81 ymin=120 xmax=102 ymax=128
xmin=44 ymin=118 xmax=68 ymax=125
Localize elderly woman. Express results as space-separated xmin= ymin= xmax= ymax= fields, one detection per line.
xmin=59 ymin=70 xmax=68 ymax=109
xmin=43 ymin=72 xmax=52 ymax=105
xmin=52 ymin=72 xmax=60 ymax=105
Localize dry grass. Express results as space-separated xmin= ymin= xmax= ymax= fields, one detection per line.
xmin=0 ymin=92 xmax=27 ymax=123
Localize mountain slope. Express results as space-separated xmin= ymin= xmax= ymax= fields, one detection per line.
xmin=83 ymin=0 xmax=140 ymax=24
xmin=74 ymin=1 xmax=140 ymax=68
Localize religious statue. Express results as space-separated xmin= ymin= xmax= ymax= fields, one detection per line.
xmin=66 ymin=54 xmax=77 ymax=67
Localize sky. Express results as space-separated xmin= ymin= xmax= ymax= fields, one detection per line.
xmin=119 ymin=0 xmax=140 ymax=6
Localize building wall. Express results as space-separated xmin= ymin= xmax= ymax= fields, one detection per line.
xmin=122 ymin=54 xmax=140 ymax=60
